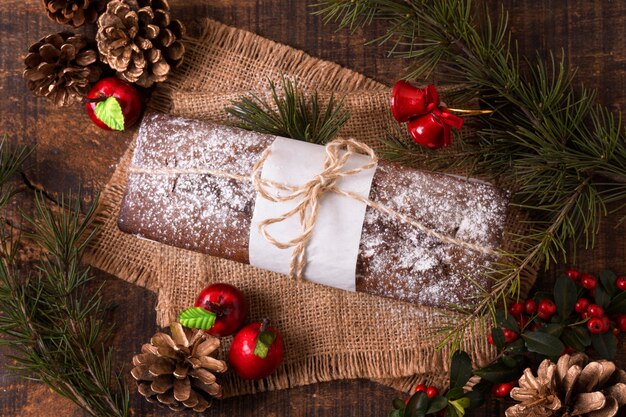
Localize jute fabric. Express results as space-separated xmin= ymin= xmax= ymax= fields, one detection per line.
xmin=84 ymin=18 xmax=536 ymax=397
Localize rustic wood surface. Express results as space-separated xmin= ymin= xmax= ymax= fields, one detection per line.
xmin=1 ymin=0 xmax=625 ymax=416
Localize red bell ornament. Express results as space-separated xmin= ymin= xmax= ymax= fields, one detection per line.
xmin=391 ymin=81 xmax=440 ymax=122
xmin=407 ymin=107 xmax=464 ymax=150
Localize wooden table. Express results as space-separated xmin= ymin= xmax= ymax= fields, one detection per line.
xmin=1 ymin=1 xmax=625 ymax=415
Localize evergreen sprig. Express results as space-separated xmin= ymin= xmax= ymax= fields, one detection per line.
xmin=314 ymin=0 xmax=626 ymax=348
xmin=226 ymin=76 xmax=350 ymax=144
xmin=0 ymin=142 xmax=129 ymax=417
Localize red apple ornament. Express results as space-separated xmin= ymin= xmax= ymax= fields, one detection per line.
xmin=179 ymin=283 xmax=248 ymax=337
xmin=229 ymin=319 xmax=284 ymax=380
xmin=85 ymin=77 xmax=142 ymax=131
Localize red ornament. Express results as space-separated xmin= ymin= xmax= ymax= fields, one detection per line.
xmin=229 ymin=319 xmax=284 ymax=380
xmin=85 ymin=77 xmax=142 ymax=131
xmin=391 ymin=81 xmax=440 ymax=122
xmin=194 ymin=283 xmax=248 ymax=337
xmin=391 ymin=81 xmax=464 ymax=150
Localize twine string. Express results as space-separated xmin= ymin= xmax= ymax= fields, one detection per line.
xmin=128 ymin=138 xmax=498 ymax=279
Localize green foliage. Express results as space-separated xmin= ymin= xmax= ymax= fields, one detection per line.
xmin=226 ymin=76 xmax=350 ymax=144
xmin=179 ymin=306 xmax=217 ymax=330
xmin=95 ymin=97 xmax=125 ymax=131
xmin=314 ymin=0 xmax=626 ymax=348
xmin=0 ymin=142 xmax=129 ymax=417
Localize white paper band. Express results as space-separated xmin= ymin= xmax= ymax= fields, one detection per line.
xmin=248 ymin=137 xmax=377 ymax=291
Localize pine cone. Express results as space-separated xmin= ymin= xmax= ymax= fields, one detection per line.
xmin=44 ymin=0 xmax=110 ymax=28
xmin=506 ymin=353 xmax=626 ymax=417
xmin=131 ymin=323 xmax=227 ymax=412
xmin=96 ymin=0 xmax=185 ymax=88
xmin=23 ymin=32 xmax=102 ymax=107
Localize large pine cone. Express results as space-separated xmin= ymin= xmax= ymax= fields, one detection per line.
xmin=23 ymin=32 xmax=102 ymax=107
xmin=43 ymin=0 xmax=110 ymax=28
xmin=506 ymin=353 xmax=626 ymax=417
xmin=96 ymin=0 xmax=185 ymax=87
xmin=131 ymin=323 xmax=227 ymax=412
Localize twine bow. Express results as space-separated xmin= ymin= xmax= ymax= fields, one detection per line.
xmin=251 ymin=139 xmax=378 ymax=279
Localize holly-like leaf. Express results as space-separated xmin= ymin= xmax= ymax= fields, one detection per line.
xmin=561 ymin=326 xmax=591 ymax=352
xmin=473 ymin=361 xmax=521 ymax=383
xmin=178 ymin=307 xmax=216 ymax=330
xmin=591 ymin=332 xmax=618 ymax=359
xmin=599 ymin=270 xmax=618 ymax=297
xmin=449 ymin=351 xmax=473 ymax=389
xmin=522 ymin=331 xmax=564 ymax=358
xmin=426 ymin=396 xmax=449 ymax=414
xmin=95 ymin=96 xmax=125 ymax=131
xmin=607 ymin=291 xmax=626 ymax=315
xmin=554 ymin=274 xmax=577 ymax=319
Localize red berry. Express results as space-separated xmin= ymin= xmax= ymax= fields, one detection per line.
xmin=601 ymin=316 xmax=611 ymax=333
xmin=586 ymin=304 xmax=605 ymax=318
xmin=587 ymin=317 xmax=606 ymax=334
xmin=487 ymin=334 xmax=494 ymax=345
xmin=524 ymin=299 xmax=537 ymax=315
xmin=492 ymin=382 xmax=514 ymax=398
xmin=503 ymin=329 xmax=520 ymax=343
xmin=538 ymin=299 xmax=557 ymax=320
xmin=509 ymin=302 xmax=525 ymax=318
xmin=575 ymin=298 xmax=590 ymax=314
xmin=414 ymin=384 xmax=426 ymax=393
xmin=566 ymin=269 xmax=581 ymax=281
xmin=426 ymin=386 xmax=439 ymax=398
xmin=530 ymin=322 xmax=542 ymax=331
xmin=580 ymin=274 xmax=598 ymax=290
xmin=581 ymin=312 xmax=589 ymax=320
xmin=617 ymin=277 xmax=626 ymax=291
xmin=617 ymin=315 xmax=626 ymax=332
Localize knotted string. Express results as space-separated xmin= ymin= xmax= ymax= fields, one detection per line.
xmin=128 ymin=138 xmax=499 ymax=280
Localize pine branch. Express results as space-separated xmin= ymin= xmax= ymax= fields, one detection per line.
xmin=226 ymin=76 xmax=350 ymax=144
xmin=0 ymin=141 xmax=129 ymax=417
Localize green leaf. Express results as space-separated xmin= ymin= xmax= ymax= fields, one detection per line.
xmin=496 ymin=310 xmax=519 ymax=332
xmin=406 ymin=391 xmax=429 ymax=417
xmin=522 ymin=331 xmax=564 ymax=358
xmin=473 ymin=361 xmax=521 ymax=383
xmin=599 ymin=270 xmax=618 ymax=297
xmin=466 ymin=380 xmax=490 ymax=409
xmin=426 ymin=396 xmax=449 ymax=414
xmin=554 ymin=274 xmax=577 ymax=319
xmin=594 ymin=285 xmax=611 ymax=309
xmin=607 ymin=291 xmax=626 ymax=315
xmin=537 ymin=323 xmax=565 ymax=338
xmin=178 ymin=307 xmax=217 ymax=330
xmin=94 ymin=97 xmax=125 ymax=131
xmin=449 ymin=351 xmax=473 ymax=389
xmin=392 ymin=398 xmax=406 ymax=410
xmin=504 ymin=338 xmax=527 ymax=354
xmin=591 ymin=332 xmax=618 ymax=359
xmin=449 ymin=397 xmax=470 ymax=417
xmin=389 ymin=409 xmax=403 ymax=417
xmin=253 ymin=330 xmax=277 ymax=359
xmin=491 ymin=327 xmax=506 ymax=351
xmin=445 ymin=387 xmax=465 ymax=401
xmin=561 ymin=326 xmax=591 ymax=352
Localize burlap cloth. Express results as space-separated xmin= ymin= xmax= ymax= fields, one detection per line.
xmin=84 ymin=19 xmax=537 ymax=397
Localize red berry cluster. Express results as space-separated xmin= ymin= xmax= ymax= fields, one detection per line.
xmin=567 ymin=269 xmax=626 ymax=335
xmin=405 ymin=384 xmax=439 ymax=404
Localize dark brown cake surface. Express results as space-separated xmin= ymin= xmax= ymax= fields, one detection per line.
xmin=119 ymin=113 xmax=509 ymax=307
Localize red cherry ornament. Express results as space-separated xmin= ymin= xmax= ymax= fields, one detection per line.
xmin=85 ymin=77 xmax=142 ymax=131
xmin=229 ymin=319 xmax=284 ymax=380
xmin=617 ymin=315 xmax=626 ymax=332
xmin=503 ymin=329 xmax=519 ymax=343
xmin=194 ymin=283 xmax=248 ymax=337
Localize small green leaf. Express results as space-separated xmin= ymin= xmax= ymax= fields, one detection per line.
xmin=449 ymin=397 xmax=470 ymax=417
xmin=595 ymin=285 xmax=611 ymax=309
xmin=94 ymin=96 xmax=125 ymax=131
xmin=561 ymin=326 xmax=591 ymax=351
xmin=450 ymin=351 xmax=473 ymax=389
xmin=178 ymin=307 xmax=216 ymax=330
xmin=504 ymin=338 xmax=526 ymax=354
xmin=426 ymin=396 xmax=448 ymax=414
xmin=445 ymin=387 xmax=465 ymax=401
xmin=607 ymin=291 xmax=626 ymax=315
xmin=392 ymin=398 xmax=406 ymax=410
xmin=466 ymin=380 xmax=490 ymax=409
xmin=554 ymin=274 xmax=577 ymax=319
xmin=496 ymin=310 xmax=519 ymax=332
xmin=473 ymin=361 xmax=521 ymax=383
xmin=537 ymin=323 xmax=564 ymax=338
xmin=522 ymin=331 xmax=564 ymax=358
xmin=599 ymin=270 xmax=618 ymax=297
xmin=406 ymin=391 xmax=429 ymax=417
xmin=389 ymin=409 xmax=403 ymax=417
xmin=491 ymin=327 xmax=506 ymax=351
xmin=253 ymin=330 xmax=277 ymax=359
xmin=591 ymin=332 xmax=618 ymax=359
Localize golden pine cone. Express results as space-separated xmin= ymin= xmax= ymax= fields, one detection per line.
xmin=43 ymin=0 xmax=110 ymax=28
xmin=96 ymin=0 xmax=185 ymax=87
xmin=23 ymin=32 xmax=102 ymax=107
xmin=131 ymin=323 xmax=227 ymax=412
xmin=506 ymin=353 xmax=626 ymax=417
